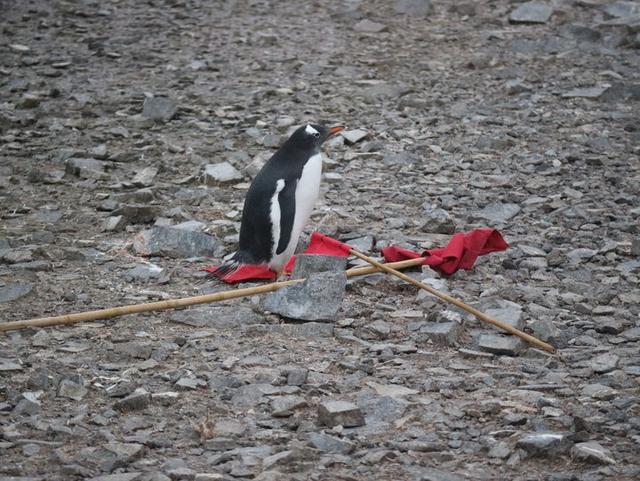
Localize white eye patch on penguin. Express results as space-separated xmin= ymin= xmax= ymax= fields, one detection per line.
xmin=305 ymin=124 xmax=320 ymax=137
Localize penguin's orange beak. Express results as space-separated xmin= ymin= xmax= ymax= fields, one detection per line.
xmin=329 ymin=126 xmax=345 ymax=135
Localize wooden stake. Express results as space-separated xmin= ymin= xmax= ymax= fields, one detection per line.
xmin=0 ymin=257 xmax=427 ymax=333
xmin=348 ymin=248 xmax=556 ymax=354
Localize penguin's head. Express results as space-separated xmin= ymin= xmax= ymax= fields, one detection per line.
xmin=287 ymin=123 xmax=344 ymax=151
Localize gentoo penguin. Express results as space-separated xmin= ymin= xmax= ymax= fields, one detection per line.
xmin=214 ymin=123 xmax=344 ymax=278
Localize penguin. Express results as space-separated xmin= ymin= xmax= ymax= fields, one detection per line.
xmin=213 ymin=123 xmax=344 ymax=278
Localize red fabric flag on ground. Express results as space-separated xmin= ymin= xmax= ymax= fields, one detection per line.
xmin=205 ymin=229 xmax=507 ymax=283
xmin=381 ymin=228 xmax=508 ymax=275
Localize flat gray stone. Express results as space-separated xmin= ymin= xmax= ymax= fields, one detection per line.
xmin=517 ymin=432 xmax=573 ymax=457
xmin=271 ymin=395 xmax=306 ymax=417
xmin=476 ymin=203 xmax=521 ymax=224
xmin=88 ymin=475 xmax=142 ymax=481
xmin=204 ymin=162 xmax=243 ymax=184
xmin=479 ymin=298 xmax=524 ymax=330
xmin=340 ymin=129 xmax=369 ymax=144
xmin=0 ymin=282 xmax=33 ymax=303
xmin=65 ymin=158 xmax=108 ymax=179
xmin=421 ymin=203 xmax=455 ymax=234
xmin=317 ymin=400 xmax=365 ymax=428
xmin=590 ymin=352 xmax=619 ymax=374
xmin=113 ymin=389 xmax=150 ymax=412
xmin=263 ymin=270 xmax=346 ymax=321
xmin=420 ymin=469 xmax=467 ymax=481
xmin=170 ymin=305 xmax=264 ymax=329
xmin=125 ymin=263 xmax=163 ymax=282
xmin=142 ymin=96 xmax=177 ymax=122
xmin=353 ymin=19 xmax=387 ymax=33
xmin=307 ymin=432 xmax=355 ymax=454
xmin=291 ymin=254 xmax=347 ymax=278
xmin=562 ymin=86 xmax=608 ymax=99
xmin=478 ymin=334 xmax=526 ymax=356
xmin=395 ymin=0 xmax=432 ymax=16
xmin=509 ymin=2 xmax=553 ymax=24
xmin=133 ymin=226 xmax=220 ymax=258
xmin=131 ymin=167 xmax=158 ymax=187
xmin=419 ymin=321 xmax=461 ymax=347
xmin=571 ymin=441 xmax=616 ymax=464
xmin=57 ymin=379 xmax=87 ymax=401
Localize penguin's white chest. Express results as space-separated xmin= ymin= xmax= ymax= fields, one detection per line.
xmin=269 ymin=153 xmax=322 ymax=271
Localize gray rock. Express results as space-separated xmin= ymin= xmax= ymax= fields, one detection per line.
xmin=133 ymin=226 xmax=221 ymax=258
xmin=479 ymin=298 xmax=524 ymax=330
xmin=88 ymin=474 xmax=142 ymax=481
xmin=104 ymin=215 xmax=126 ymax=232
xmin=58 ymin=379 xmax=87 ymax=401
xmin=509 ymin=2 xmax=553 ymax=24
xmin=421 ymin=203 xmax=456 ymax=234
xmin=112 ymin=204 xmax=161 ymax=224
xmin=631 ymin=238 xmax=640 ymax=256
xmin=590 ymin=352 xmax=619 ymax=374
xmin=383 ymin=152 xmax=419 ymax=165
xmin=419 ymin=321 xmax=461 ymax=347
xmin=142 ymin=96 xmax=177 ymax=123
xmin=571 ymin=441 xmax=615 ymax=464
xmin=131 ymin=167 xmax=158 ymax=187
xmin=170 ymin=305 xmax=264 ymax=329
xmin=353 ymin=19 xmax=387 ymax=33
xmin=317 ymin=400 xmax=365 ymax=427
xmin=65 ymin=158 xmax=108 ymax=179
xmin=113 ymin=389 xmax=150 ymax=412
xmin=125 ymin=263 xmax=164 ymax=282
xmin=13 ymin=392 xmax=41 ymax=415
xmin=601 ymin=1 xmax=640 ymax=18
xmin=307 ymin=432 xmax=355 ymax=454
xmin=0 ymin=359 xmax=22 ymax=371
xmin=476 ymin=203 xmax=521 ymax=224
xmin=395 ymin=0 xmax=432 ymax=17
xmin=488 ymin=441 xmax=511 ymax=459
xmin=262 ymin=271 xmax=346 ymax=321
xmin=105 ymin=442 xmax=144 ymax=463
xmin=113 ymin=341 xmax=153 ymax=360
xmin=562 ymin=86 xmax=608 ymax=99
xmin=291 ymin=254 xmax=347 ymax=278
xmin=283 ymin=367 xmax=308 ymax=386
xmin=0 ymin=282 xmax=33 ymax=303
xmin=478 ymin=334 xmax=526 ymax=356
xmin=271 ymin=395 xmax=306 ymax=417
xmin=420 ymin=469 xmax=466 ymax=481
xmin=340 ymin=129 xmax=369 ymax=144
xmin=530 ymin=318 xmax=561 ymax=343
xmin=517 ymin=432 xmax=573 ymax=457
xmin=204 ymin=162 xmax=243 ymax=184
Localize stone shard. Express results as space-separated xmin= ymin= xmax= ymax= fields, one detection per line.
xmin=133 ymin=226 xmax=220 ymax=258
xmin=353 ymin=19 xmax=387 ymax=33
xmin=204 ymin=162 xmax=243 ymax=184
xmin=517 ymin=432 xmax=573 ymax=457
xmin=477 ymin=334 xmax=526 ymax=356
xmin=263 ymin=256 xmax=347 ymax=321
xmin=571 ymin=441 xmax=616 ymax=464
xmin=307 ymin=432 xmax=355 ymax=454
xmin=317 ymin=400 xmax=365 ymax=428
xmin=419 ymin=321 xmax=461 ymax=347
xmin=394 ymin=0 xmax=433 ymax=17
xmin=142 ymin=96 xmax=177 ymax=123
xmin=509 ymin=2 xmax=553 ymax=24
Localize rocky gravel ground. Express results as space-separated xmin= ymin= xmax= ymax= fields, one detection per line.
xmin=1 ymin=0 xmax=639 ymax=480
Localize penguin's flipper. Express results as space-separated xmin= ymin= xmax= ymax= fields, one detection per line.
xmin=275 ymin=180 xmax=297 ymax=255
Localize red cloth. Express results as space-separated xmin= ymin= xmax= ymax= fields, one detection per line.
xmin=205 ymin=229 xmax=507 ymax=283
xmin=381 ymin=228 xmax=508 ymax=275
xmin=282 ymin=232 xmax=352 ymax=272
xmin=202 ymin=263 xmax=277 ymax=282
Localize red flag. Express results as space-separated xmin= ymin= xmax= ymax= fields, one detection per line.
xmin=205 ymin=229 xmax=507 ymax=283
xmin=381 ymin=228 xmax=508 ymax=275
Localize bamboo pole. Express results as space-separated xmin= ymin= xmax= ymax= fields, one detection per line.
xmin=348 ymin=248 xmax=556 ymax=354
xmin=0 ymin=257 xmax=427 ymax=333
